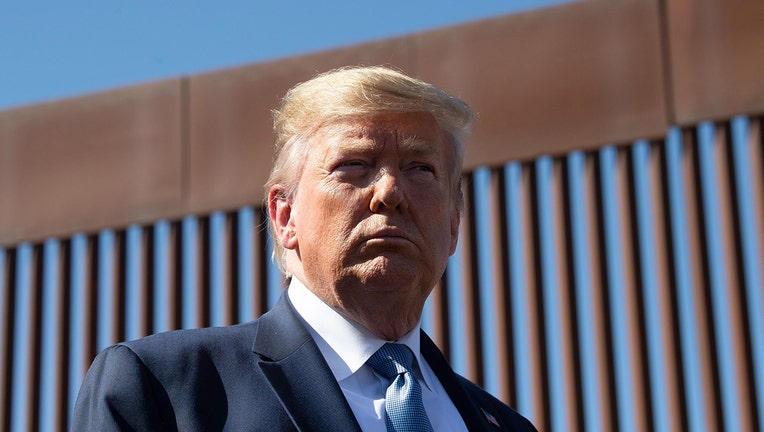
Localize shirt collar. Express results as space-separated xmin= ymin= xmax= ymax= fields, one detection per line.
xmin=287 ymin=277 xmax=430 ymax=388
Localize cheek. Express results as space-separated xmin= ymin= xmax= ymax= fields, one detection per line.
xmin=298 ymin=188 xmax=364 ymax=238
xmin=417 ymin=202 xmax=450 ymax=234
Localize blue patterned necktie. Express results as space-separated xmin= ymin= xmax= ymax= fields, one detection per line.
xmin=367 ymin=343 xmax=434 ymax=432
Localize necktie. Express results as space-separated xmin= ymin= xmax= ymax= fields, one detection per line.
xmin=367 ymin=343 xmax=434 ymax=432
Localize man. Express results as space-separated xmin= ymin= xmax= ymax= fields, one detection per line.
xmin=72 ymin=66 xmax=537 ymax=431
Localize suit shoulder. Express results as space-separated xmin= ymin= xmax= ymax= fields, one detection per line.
xmin=455 ymin=375 xmax=538 ymax=432
xmin=73 ymin=344 xmax=176 ymax=430
xmin=118 ymin=321 xmax=259 ymax=367
xmin=124 ymin=321 xmax=258 ymax=348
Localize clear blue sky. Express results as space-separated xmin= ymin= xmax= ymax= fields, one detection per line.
xmin=0 ymin=0 xmax=575 ymax=111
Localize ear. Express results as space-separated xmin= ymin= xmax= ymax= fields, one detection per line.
xmin=449 ymin=202 xmax=461 ymax=255
xmin=268 ymin=187 xmax=298 ymax=250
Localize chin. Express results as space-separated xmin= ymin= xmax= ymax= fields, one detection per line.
xmin=353 ymin=256 xmax=422 ymax=282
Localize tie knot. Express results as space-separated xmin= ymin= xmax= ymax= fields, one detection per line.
xmin=367 ymin=343 xmax=414 ymax=380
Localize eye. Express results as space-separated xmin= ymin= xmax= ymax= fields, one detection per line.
xmin=406 ymin=162 xmax=435 ymax=173
xmin=332 ymin=159 xmax=371 ymax=180
xmin=335 ymin=160 xmax=369 ymax=172
xmin=340 ymin=160 xmax=366 ymax=167
xmin=406 ymin=163 xmax=437 ymax=181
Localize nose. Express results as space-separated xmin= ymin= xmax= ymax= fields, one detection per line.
xmin=370 ymin=169 xmax=407 ymax=212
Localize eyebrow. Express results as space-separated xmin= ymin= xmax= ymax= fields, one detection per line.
xmin=399 ymin=136 xmax=437 ymax=157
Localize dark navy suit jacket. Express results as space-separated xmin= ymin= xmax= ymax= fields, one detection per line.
xmin=71 ymin=295 xmax=537 ymax=431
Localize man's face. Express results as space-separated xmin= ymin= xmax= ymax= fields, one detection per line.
xmin=271 ymin=112 xmax=460 ymax=335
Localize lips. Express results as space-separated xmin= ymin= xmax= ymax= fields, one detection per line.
xmin=360 ymin=227 xmax=414 ymax=246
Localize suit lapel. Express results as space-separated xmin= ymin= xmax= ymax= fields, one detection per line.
xmin=252 ymin=295 xmax=363 ymax=432
xmin=420 ymin=331 xmax=498 ymax=430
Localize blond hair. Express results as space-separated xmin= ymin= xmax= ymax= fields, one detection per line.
xmin=265 ymin=65 xmax=474 ymax=275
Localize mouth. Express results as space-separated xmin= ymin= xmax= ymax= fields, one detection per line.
xmin=361 ymin=228 xmax=413 ymax=246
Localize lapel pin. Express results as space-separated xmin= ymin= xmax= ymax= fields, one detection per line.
xmin=481 ymin=408 xmax=501 ymax=428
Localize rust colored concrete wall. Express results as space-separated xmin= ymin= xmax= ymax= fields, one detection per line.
xmin=0 ymin=82 xmax=184 ymax=245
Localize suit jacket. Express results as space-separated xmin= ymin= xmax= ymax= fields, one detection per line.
xmin=71 ymin=294 xmax=537 ymax=431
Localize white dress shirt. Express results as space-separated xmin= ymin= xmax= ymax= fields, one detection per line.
xmin=287 ymin=277 xmax=468 ymax=432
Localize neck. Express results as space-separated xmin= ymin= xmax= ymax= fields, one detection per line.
xmin=340 ymin=306 xmax=421 ymax=341
xmin=288 ymin=264 xmax=432 ymax=341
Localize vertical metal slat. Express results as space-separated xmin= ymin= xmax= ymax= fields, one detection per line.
xmin=209 ymin=211 xmax=230 ymax=327
xmin=649 ymin=139 xmax=686 ymax=432
xmin=472 ymin=167 xmax=500 ymax=397
xmin=67 ymin=234 xmax=90 ymax=426
xmin=236 ymin=207 xmax=256 ymax=324
xmin=96 ymin=231 xmax=117 ymax=352
xmin=445 ymin=244 xmax=468 ymax=377
xmin=10 ymin=243 xmax=36 ymax=432
xmin=152 ymin=220 xmax=173 ymax=333
xmin=124 ymin=224 xmax=145 ymax=340
xmin=730 ymin=116 xmax=764 ymax=431
xmin=566 ymin=151 xmax=604 ymax=432
xmin=598 ymin=146 xmax=641 ymax=432
xmin=181 ymin=216 xmax=201 ymax=329
xmin=489 ymin=167 xmax=514 ymax=405
xmin=535 ymin=156 xmax=572 ymax=432
xmin=459 ymin=172 xmax=484 ymax=385
xmin=0 ymin=247 xmax=8 ymax=431
xmin=39 ymin=240 xmax=63 ymax=432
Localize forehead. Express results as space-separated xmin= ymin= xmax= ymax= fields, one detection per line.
xmin=315 ymin=112 xmax=447 ymax=152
